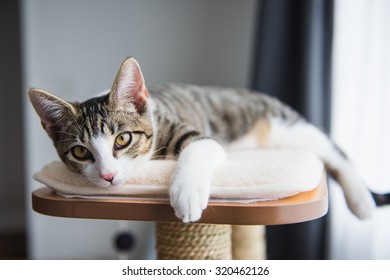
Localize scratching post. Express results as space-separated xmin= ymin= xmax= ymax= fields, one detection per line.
xmin=231 ymin=225 xmax=266 ymax=260
xmin=156 ymin=222 xmax=232 ymax=260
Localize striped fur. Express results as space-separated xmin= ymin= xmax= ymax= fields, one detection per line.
xmin=150 ymin=83 xmax=302 ymax=158
xmin=29 ymin=57 xmax=376 ymax=222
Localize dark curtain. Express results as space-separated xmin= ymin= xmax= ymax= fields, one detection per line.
xmin=0 ymin=0 xmax=27 ymax=259
xmin=251 ymin=0 xmax=334 ymax=259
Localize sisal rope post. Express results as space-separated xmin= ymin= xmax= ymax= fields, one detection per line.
xmin=231 ymin=225 xmax=266 ymax=260
xmin=156 ymin=222 xmax=232 ymax=260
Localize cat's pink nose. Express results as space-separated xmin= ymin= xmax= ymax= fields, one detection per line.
xmin=100 ymin=171 xmax=117 ymax=183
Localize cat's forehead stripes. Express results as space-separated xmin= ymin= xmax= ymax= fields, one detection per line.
xmin=76 ymin=96 xmax=115 ymax=142
xmin=72 ymin=95 xmax=142 ymax=144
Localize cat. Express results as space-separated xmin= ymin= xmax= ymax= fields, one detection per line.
xmin=29 ymin=57 xmax=376 ymax=223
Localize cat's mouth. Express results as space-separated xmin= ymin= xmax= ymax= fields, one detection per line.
xmin=86 ymin=176 xmax=126 ymax=188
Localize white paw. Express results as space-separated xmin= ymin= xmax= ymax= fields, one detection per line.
xmin=169 ymin=139 xmax=226 ymax=223
xmin=337 ymin=164 xmax=377 ymax=220
xmin=170 ymin=169 xmax=211 ymax=223
xmin=345 ymin=187 xmax=376 ymax=220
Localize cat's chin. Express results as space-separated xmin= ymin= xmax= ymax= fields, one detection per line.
xmin=86 ymin=177 xmax=127 ymax=188
xmin=93 ymin=182 xmax=115 ymax=188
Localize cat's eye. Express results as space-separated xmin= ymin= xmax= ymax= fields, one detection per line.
xmin=71 ymin=146 xmax=91 ymax=161
xmin=114 ymin=132 xmax=132 ymax=150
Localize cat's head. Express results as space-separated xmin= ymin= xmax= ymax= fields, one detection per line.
xmin=29 ymin=57 xmax=154 ymax=187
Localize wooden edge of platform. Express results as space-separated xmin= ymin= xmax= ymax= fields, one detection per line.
xmin=32 ymin=172 xmax=328 ymax=225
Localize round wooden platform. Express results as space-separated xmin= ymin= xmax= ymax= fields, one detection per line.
xmin=32 ymin=172 xmax=328 ymax=225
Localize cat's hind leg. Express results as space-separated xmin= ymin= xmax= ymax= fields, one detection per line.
xmin=267 ymin=117 xmax=376 ymax=219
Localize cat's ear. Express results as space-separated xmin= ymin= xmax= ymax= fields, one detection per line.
xmin=110 ymin=57 xmax=149 ymax=114
xmin=28 ymin=88 xmax=77 ymax=133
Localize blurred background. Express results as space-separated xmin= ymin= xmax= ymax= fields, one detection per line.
xmin=0 ymin=0 xmax=389 ymax=259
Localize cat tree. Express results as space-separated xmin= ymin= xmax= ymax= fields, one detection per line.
xmin=31 ymin=150 xmax=328 ymax=259
xmin=32 ymin=173 xmax=327 ymax=259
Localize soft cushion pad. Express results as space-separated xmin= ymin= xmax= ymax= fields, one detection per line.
xmin=33 ymin=149 xmax=324 ymax=201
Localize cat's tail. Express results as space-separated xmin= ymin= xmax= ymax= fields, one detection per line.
xmin=267 ymin=117 xmax=378 ymax=219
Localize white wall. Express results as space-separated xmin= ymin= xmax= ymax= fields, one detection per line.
xmin=22 ymin=0 xmax=257 ymax=259
xmin=329 ymin=0 xmax=390 ymax=259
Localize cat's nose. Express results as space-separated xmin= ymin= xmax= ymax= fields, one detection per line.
xmin=100 ymin=171 xmax=117 ymax=183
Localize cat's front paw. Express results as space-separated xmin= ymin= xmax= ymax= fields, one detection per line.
xmin=169 ymin=139 xmax=226 ymax=222
xmin=170 ymin=169 xmax=211 ymax=223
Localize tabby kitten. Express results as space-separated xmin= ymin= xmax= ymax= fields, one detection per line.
xmin=29 ymin=57 xmax=375 ymax=222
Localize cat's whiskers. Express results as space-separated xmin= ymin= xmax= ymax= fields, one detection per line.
xmin=150 ymin=146 xmax=178 ymax=160
xmin=151 ymin=146 xmax=168 ymax=155
xmin=151 ymin=155 xmax=176 ymax=160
